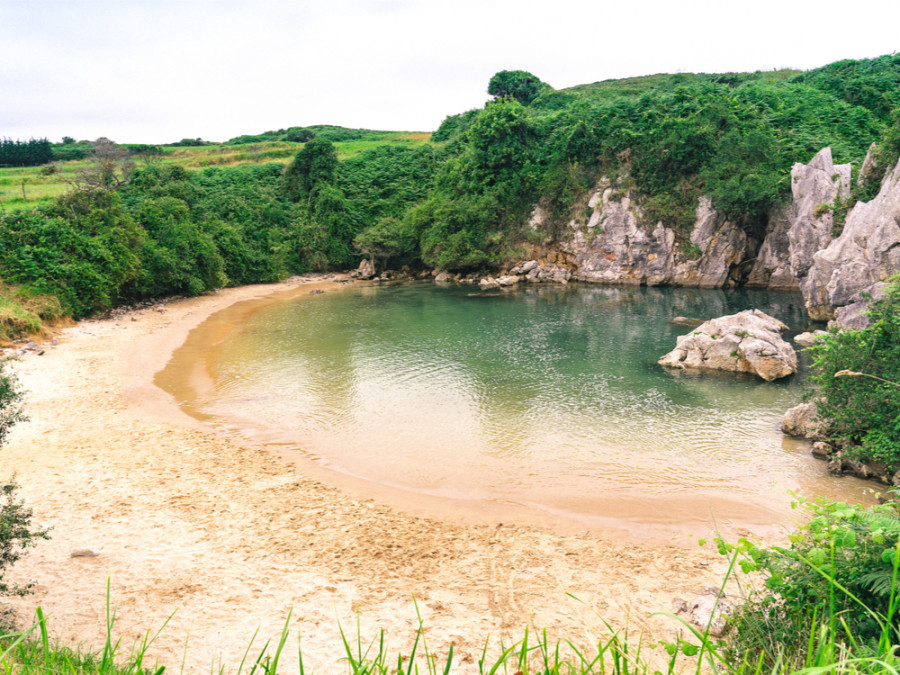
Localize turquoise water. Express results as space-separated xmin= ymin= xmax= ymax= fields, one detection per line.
xmin=167 ymin=282 xmax=877 ymax=538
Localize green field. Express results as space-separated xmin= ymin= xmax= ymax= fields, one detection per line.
xmin=0 ymin=131 xmax=432 ymax=211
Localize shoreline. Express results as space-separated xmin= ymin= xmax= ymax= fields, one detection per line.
xmin=1 ymin=275 xmax=736 ymax=672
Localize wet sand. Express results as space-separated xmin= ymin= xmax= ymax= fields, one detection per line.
xmin=1 ymin=275 xmax=751 ymax=672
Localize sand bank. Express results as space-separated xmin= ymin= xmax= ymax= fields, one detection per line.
xmin=1 ymin=275 xmax=735 ymax=672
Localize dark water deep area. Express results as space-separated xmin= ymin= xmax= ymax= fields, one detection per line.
xmin=158 ymin=282 xmax=879 ymax=541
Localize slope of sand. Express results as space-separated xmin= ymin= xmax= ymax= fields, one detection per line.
xmin=1 ymin=275 xmax=735 ymax=672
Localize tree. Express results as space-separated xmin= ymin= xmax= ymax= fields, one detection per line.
xmin=73 ymin=137 xmax=135 ymax=191
xmin=0 ymin=362 xmax=50 ymax=596
xmin=282 ymin=138 xmax=338 ymax=203
xmin=487 ymin=70 xmax=546 ymax=105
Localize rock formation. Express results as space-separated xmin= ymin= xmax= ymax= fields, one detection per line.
xmin=420 ymin=145 xmax=899 ymax=326
xmin=781 ymin=402 xmax=825 ymax=440
xmin=658 ymin=310 xmax=798 ymax=381
xmin=748 ymin=147 xmax=851 ymax=290
xmin=802 ymin=156 xmax=900 ymax=323
xmin=560 ymin=184 xmax=747 ymax=288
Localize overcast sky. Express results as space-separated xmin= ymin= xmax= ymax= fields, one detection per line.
xmin=2 ymin=0 xmax=898 ymax=144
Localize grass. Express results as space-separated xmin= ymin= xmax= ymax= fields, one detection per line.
xmin=4 ymin=549 xmax=900 ymax=675
xmin=0 ymin=284 xmax=65 ymax=344
xmin=0 ymin=133 xmax=432 ymax=210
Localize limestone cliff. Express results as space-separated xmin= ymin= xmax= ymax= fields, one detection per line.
xmin=802 ymin=156 xmax=900 ymax=322
xmin=747 ymin=147 xmax=851 ymax=291
xmin=558 ymin=181 xmax=747 ymax=288
xmin=492 ymin=146 xmax=898 ymax=326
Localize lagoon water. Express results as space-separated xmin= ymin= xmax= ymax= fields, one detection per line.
xmin=159 ymin=282 xmax=878 ymax=540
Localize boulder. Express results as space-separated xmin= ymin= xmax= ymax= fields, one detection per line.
xmin=811 ymin=441 xmax=833 ymax=458
xmin=658 ymin=310 xmax=797 ymax=381
xmin=479 ymin=277 xmax=500 ymax=289
xmin=793 ymin=330 xmax=827 ymax=347
xmin=782 ymin=402 xmax=825 ymax=440
xmin=433 ymin=271 xmax=454 ymax=283
xmin=351 ymin=258 xmax=376 ymax=280
xmin=496 ymin=275 xmax=521 ymax=287
xmin=71 ymin=548 xmax=100 ymax=558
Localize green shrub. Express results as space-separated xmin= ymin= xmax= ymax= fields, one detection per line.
xmin=807 ymin=277 xmax=900 ymax=469
xmin=726 ymin=498 xmax=900 ymax=663
xmin=0 ymin=363 xmax=50 ymax=596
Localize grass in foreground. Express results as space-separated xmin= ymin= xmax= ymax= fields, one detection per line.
xmin=4 ymin=549 xmax=900 ymax=675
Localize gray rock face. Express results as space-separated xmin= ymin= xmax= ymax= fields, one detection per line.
xmin=748 ymin=148 xmax=851 ymax=292
xmin=789 ymin=148 xmax=851 ymax=279
xmin=747 ymin=207 xmax=797 ymax=289
xmin=803 ymin=158 xmax=900 ymax=321
xmin=563 ymin=187 xmax=747 ymax=288
xmin=658 ymin=310 xmax=798 ymax=381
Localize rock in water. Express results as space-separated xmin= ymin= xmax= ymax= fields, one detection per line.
xmin=793 ymin=330 xmax=827 ymax=347
xmin=782 ymin=402 xmax=825 ymax=440
xmin=658 ymin=309 xmax=797 ymax=381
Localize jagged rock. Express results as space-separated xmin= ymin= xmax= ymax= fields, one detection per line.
xmin=828 ymin=282 xmax=889 ymax=330
xmin=782 ymin=402 xmax=826 ymax=440
xmin=673 ymin=588 xmax=734 ymax=637
xmin=670 ymin=198 xmax=747 ymax=288
xmin=803 ymin=156 xmax=900 ymax=320
xmin=747 ymin=207 xmax=797 ymax=289
xmin=565 ymin=182 xmax=676 ymax=286
xmin=747 ymin=148 xmax=851 ymax=292
xmin=658 ymin=310 xmax=797 ymax=381
xmin=351 ymin=258 xmax=376 ymax=280
xmin=564 ymin=185 xmax=749 ymax=288
xmin=827 ymin=458 xmax=844 ymax=475
xmin=309 ymin=288 xmax=325 ymax=295
xmin=528 ymin=206 xmax=547 ymax=230
xmin=794 ymin=330 xmax=827 ymax=347
xmin=858 ymin=143 xmax=879 ymax=186
xmin=788 ymin=148 xmax=852 ymax=280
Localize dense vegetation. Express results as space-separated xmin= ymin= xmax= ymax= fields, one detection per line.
xmin=0 ymin=364 xmax=49 ymax=596
xmin=806 ymin=278 xmax=900 ymax=470
xmin=0 ymin=138 xmax=52 ymax=168
xmin=724 ymin=497 xmax=900 ymax=668
xmin=0 ymin=53 xmax=898 ymax=335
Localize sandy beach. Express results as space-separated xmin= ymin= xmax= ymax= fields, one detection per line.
xmin=0 ymin=275 xmax=735 ymax=672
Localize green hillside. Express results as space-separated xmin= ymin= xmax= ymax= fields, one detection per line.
xmin=1 ymin=53 xmax=899 ymax=340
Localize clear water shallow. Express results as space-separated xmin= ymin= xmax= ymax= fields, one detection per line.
xmin=160 ymin=282 xmax=878 ymax=540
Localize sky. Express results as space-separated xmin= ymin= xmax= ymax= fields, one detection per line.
xmin=2 ymin=0 xmax=898 ymax=144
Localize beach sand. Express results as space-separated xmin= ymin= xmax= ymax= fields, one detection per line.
xmin=1 ymin=275 xmax=735 ymax=672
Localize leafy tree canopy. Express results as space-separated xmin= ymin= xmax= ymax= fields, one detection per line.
xmin=488 ymin=70 xmax=547 ymax=105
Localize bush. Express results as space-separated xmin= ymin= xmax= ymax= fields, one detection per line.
xmin=807 ymin=278 xmax=900 ymax=468
xmin=726 ymin=498 xmax=900 ymax=663
xmin=0 ymin=363 xmax=50 ymax=596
